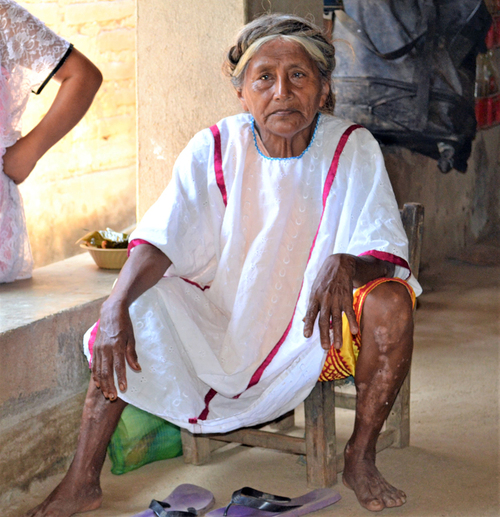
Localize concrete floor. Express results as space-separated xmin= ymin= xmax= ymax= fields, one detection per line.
xmin=10 ymin=260 xmax=499 ymax=517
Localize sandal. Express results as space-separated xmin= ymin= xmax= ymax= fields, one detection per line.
xmin=134 ymin=484 xmax=215 ymax=517
xmin=207 ymin=487 xmax=341 ymax=517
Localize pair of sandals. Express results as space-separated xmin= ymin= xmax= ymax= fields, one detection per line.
xmin=134 ymin=484 xmax=341 ymax=517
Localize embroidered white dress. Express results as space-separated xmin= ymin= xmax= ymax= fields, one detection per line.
xmin=0 ymin=0 xmax=70 ymax=283
xmin=84 ymin=113 xmax=421 ymax=434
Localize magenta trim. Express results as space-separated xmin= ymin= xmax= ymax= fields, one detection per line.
xmin=87 ymin=319 xmax=100 ymax=368
xmin=210 ymin=124 xmax=227 ymax=207
xmin=181 ymin=277 xmax=211 ymax=291
xmin=245 ymin=317 xmax=295 ymax=390
xmin=359 ymin=250 xmax=410 ymax=272
xmin=323 ymin=124 xmax=362 ymax=206
xmin=127 ymin=238 xmax=153 ymax=257
xmin=197 ymin=388 xmax=217 ymax=421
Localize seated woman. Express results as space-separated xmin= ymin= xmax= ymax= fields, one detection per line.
xmin=27 ymin=13 xmax=421 ymax=517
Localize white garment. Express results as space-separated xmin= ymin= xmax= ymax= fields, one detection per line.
xmin=84 ymin=113 xmax=422 ymax=434
xmin=0 ymin=0 xmax=70 ymax=283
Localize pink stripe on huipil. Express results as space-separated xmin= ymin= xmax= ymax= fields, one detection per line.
xmin=190 ymin=388 xmax=217 ymax=424
xmin=359 ymin=250 xmax=409 ymax=269
xmin=181 ymin=277 xmax=211 ymax=291
xmin=210 ymin=124 xmax=227 ymax=206
xmin=87 ymin=319 xmax=100 ymax=368
xmin=127 ymin=238 xmax=153 ymax=256
xmin=359 ymin=250 xmax=411 ymax=278
xmin=194 ymin=124 xmax=362 ymax=420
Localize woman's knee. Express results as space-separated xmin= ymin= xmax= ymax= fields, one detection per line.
xmin=361 ymin=281 xmax=413 ymax=348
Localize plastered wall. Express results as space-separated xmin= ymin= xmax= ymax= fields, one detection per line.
xmin=246 ymin=0 xmax=323 ymax=26
xmin=18 ymin=0 xmax=137 ymax=267
xmin=136 ymin=0 xmax=244 ymax=217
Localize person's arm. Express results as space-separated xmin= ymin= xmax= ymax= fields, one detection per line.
xmin=303 ymin=253 xmax=395 ymax=351
xmin=3 ymin=48 xmax=102 ymax=184
xmin=92 ymin=244 xmax=171 ymax=401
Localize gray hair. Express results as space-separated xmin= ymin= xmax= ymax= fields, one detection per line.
xmin=225 ymin=13 xmax=336 ymax=114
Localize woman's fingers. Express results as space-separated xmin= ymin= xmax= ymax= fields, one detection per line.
xmin=93 ymin=337 xmax=125 ymax=400
xmin=99 ymin=345 xmax=116 ymax=400
xmin=125 ymin=337 xmax=141 ymax=372
xmin=90 ymin=304 xmax=138 ymax=400
xmin=303 ymin=299 xmax=320 ymax=338
xmin=318 ymin=304 xmax=332 ymax=350
xmin=114 ymin=350 xmax=127 ymax=393
xmin=330 ymin=305 xmax=343 ymax=350
xmin=344 ymin=303 xmax=359 ymax=336
xmin=91 ymin=332 xmax=102 ymax=389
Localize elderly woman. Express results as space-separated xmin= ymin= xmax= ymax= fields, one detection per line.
xmin=28 ymin=14 xmax=421 ymax=517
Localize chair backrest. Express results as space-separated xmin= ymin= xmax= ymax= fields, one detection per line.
xmin=400 ymin=203 xmax=424 ymax=280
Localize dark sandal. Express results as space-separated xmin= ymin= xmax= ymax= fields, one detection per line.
xmin=206 ymin=486 xmax=341 ymax=517
xmin=149 ymin=500 xmax=198 ymax=517
xmin=224 ymin=488 xmax=301 ymax=515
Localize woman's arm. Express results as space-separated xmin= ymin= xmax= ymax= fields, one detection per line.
xmin=3 ymin=48 xmax=102 ymax=184
xmin=92 ymin=244 xmax=172 ymax=401
xmin=303 ymin=254 xmax=395 ymax=351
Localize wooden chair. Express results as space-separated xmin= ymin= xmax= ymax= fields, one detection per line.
xmin=181 ymin=202 xmax=424 ymax=488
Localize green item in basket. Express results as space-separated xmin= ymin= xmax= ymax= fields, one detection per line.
xmin=107 ymin=405 xmax=183 ymax=475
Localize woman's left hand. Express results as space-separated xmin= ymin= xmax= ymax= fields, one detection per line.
xmin=3 ymin=136 xmax=38 ymax=184
xmin=303 ymin=253 xmax=359 ymax=350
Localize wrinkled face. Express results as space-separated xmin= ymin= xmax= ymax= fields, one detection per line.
xmin=237 ymin=38 xmax=329 ymax=142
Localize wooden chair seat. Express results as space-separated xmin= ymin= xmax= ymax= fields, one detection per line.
xmin=181 ymin=202 xmax=424 ymax=488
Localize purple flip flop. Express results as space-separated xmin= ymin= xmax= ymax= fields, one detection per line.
xmin=133 ymin=484 xmax=215 ymax=517
xmin=206 ymin=487 xmax=341 ymax=517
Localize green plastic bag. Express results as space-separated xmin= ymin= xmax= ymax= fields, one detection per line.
xmin=107 ymin=405 xmax=183 ymax=475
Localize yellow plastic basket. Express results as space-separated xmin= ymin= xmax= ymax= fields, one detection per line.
xmin=81 ymin=244 xmax=128 ymax=270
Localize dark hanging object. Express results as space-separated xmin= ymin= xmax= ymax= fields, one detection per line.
xmin=331 ymin=0 xmax=492 ymax=173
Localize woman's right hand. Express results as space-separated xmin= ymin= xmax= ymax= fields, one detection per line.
xmin=91 ymin=298 xmax=141 ymax=401
xmin=90 ymin=243 xmax=172 ymax=400
xmin=3 ymin=137 xmax=38 ymax=184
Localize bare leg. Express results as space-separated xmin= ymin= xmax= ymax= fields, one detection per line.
xmin=343 ymin=282 xmax=413 ymax=512
xmin=25 ymin=381 xmax=127 ymax=517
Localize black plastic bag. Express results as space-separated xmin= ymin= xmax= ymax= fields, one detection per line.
xmin=332 ymin=0 xmax=492 ymax=173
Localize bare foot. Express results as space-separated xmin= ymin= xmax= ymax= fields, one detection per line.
xmin=24 ymin=478 xmax=102 ymax=517
xmin=343 ymin=444 xmax=407 ymax=512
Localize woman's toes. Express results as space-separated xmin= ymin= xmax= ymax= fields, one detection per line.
xmin=365 ymin=497 xmax=385 ymax=512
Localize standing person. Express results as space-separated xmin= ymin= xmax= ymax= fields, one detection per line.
xmin=0 ymin=0 xmax=102 ymax=283
xmin=28 ymin=14 xmax=421 ymax=516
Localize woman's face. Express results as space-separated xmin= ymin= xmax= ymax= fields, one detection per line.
xmin=237 ymin=38 xmax=329 ymax=144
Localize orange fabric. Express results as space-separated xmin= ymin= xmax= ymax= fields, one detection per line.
xmin=319 ymin=277 xmax=416 ymax=381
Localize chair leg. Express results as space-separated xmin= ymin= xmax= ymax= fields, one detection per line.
xmin=304 ymin=381 xmax=337 ymax=488
xmin=386 ymin=370 xmax=411 ymax=448
xmin=180 ymin=428 xmax=211 ymax=465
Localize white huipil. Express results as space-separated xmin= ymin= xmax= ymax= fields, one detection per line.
xmin=84 ymin=113 xmax=421 ymax=434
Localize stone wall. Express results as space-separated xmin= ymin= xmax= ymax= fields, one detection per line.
xmin=18 ymin=0 xmax=137 ymax=267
